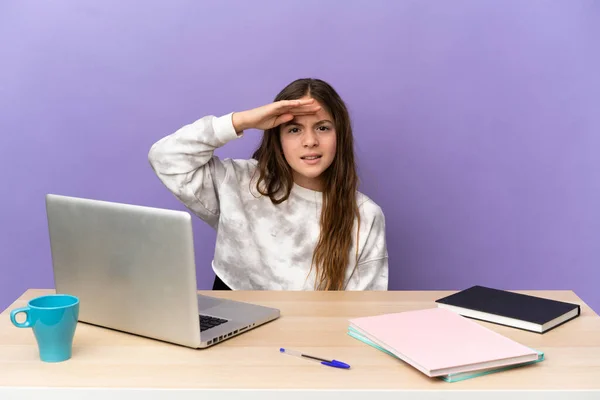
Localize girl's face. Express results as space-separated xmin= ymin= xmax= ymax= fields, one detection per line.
xmin=279 ymin=97 xmax=337 ymax=191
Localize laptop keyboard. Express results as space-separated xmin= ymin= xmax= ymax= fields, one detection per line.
xmin=200 ymin=315 xmax=228 ymax=332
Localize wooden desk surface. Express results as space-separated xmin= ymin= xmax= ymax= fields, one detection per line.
xmin=1 ymin=289 xmax=599 ymax=396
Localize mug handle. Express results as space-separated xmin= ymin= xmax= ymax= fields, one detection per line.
xmin=10 ymin=307 xmax=32 ymax=328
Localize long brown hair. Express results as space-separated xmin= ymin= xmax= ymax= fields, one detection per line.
xmin=252 ymin=78 xmax=360 ymax=290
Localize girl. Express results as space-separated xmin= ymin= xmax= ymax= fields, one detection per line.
xmin=148 ymin=78 xmax=388 ymax=291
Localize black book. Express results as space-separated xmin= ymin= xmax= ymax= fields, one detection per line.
xmin=435 ymin=285 xmax=580 ymax=333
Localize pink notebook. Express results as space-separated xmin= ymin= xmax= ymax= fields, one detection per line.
xmin=349 ymin=307 xmax=539 ymax=377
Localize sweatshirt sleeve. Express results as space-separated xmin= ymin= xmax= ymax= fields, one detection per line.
xmin=148 ymin=113 xmax=241 ymax=229
xmin=349 ymin=206 xmax=389 ymax=290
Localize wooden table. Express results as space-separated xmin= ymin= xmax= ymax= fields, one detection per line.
xmin=1 ymin=289 xmax=599 ymax=400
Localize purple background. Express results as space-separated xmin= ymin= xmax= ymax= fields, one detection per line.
xmin=1 ymin=1 xmax=599 ymax=313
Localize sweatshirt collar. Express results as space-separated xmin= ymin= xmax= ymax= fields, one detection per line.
xmin=291 ymin=183 xmax=323 ymax=204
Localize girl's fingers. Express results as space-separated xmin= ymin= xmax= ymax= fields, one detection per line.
xmin=289 ymin=110 xmax=321 ymax=116
xmin=287 ymin=104 xmax=321 ymax=112
xmin=268 ymin=100 xmax=320 ymax=118
xmin=272 ymin=113 xmax=294 ymax=127
xmin=277 ymin=99 xmax=315 ymax=109
xmin=289 ymin=105 xmax=321 ymax=114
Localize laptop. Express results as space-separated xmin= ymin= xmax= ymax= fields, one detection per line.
xmin=45 ymin=194 xmax=280 ymax=348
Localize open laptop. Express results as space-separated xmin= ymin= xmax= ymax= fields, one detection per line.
xmin=45 ymin=194 xmax=280 ymax=348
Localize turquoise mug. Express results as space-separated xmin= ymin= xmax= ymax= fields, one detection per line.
xmin=10 ymin=294 xmax=79 ymax=362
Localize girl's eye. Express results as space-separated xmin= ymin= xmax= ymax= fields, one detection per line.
xmin=288 ymin=127 xmax=300 ymax=134
xmin=317 ymin=126 xmax=330 ymax=131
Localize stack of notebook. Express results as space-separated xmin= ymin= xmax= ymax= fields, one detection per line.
xmin=348 ymin=307 xmax=545 ymax=383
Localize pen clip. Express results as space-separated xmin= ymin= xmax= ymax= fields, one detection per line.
xmin=321 ymin=360 xmax=351 ymax=369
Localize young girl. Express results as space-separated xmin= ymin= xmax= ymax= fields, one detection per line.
xmin=148 ymin=78 xmax=388 ymax=291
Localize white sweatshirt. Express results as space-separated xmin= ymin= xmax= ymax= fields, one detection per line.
xmin=148 ymin=113 xmax=388 ymax=290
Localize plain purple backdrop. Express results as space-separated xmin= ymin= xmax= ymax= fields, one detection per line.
xmin=1 ymin=0 xmax=599 ymax=313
